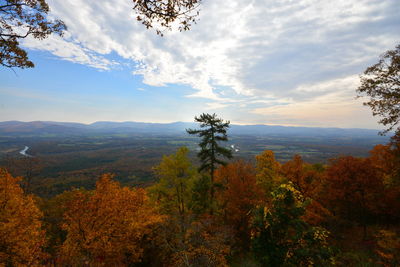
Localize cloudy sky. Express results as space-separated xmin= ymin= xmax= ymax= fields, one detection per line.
xmin=1 ymin=0 xmax=399 ymax=128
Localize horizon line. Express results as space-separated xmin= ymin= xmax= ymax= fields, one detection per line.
xmin=0 ymin=119 xmax=384 ymax=131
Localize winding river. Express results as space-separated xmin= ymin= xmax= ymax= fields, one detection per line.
xmin=19 ymin=146 xmax=32 ymax=157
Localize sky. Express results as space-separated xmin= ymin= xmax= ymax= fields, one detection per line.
xmin=0 ymin=0 xmax=399 ymax=128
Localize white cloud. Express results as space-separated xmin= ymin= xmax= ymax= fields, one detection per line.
xmin=23 ymin=34 xmax=117 ymax=70
xmin=250 ymin=75 xmax=378 ymax=128
xmin=20 ymin=0 xmax=400 ymax=127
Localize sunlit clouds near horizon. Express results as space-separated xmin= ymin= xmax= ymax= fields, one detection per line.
xmin=1 ymin=0 xmax=399 ymax=128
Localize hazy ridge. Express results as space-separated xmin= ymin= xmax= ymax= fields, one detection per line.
xmin=0 ymin=120 xmax=385 ymax=138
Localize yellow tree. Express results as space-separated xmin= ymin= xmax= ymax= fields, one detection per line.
xmin=150 ymin=147 xmax=198 ymax=234
xmin=149 ymin=148 xmax=232 ymax=266
xmin=255 ymin=150 xmax=283 ymax=196
xmin=0 ymin=168 xmax=46 ymax=266
xmin=60 ymin=173 xmax=163 ymax=265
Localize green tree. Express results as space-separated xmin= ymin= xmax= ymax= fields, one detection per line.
xmin=0 ymin=0 xmax=66 ymax=68
xmin=251 ymin=183 xmax=333 ymax=267
xmin=190 ymin=174 xmax=212 ymax=215
xmin=38 ymin=190 xmax=78 ymax=260
xmin=357 ymin=44 xmax=400 ymax=135
xmin=186 ymin=113 xmax=233 ymax=208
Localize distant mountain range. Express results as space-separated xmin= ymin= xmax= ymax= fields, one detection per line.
xmin=0 ymin=120 xmax=388 ymax=139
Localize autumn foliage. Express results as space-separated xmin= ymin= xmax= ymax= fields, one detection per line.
xmin=281 ymin=155 xmax=330 ymax=225
xmin=252 ymin=183 xmax=333 ymax=266
xmin=0 ymin=168 xmax=46 ymax=266
xmin=1 ymin=138 xmax=400 ymax=266
xmin=323 ymin=157 xmax=384 ymax=230
xmin=215 ymin=160 xmax=263 ymax=251
xmin=60 ymin=174 xmax=163 ymax=265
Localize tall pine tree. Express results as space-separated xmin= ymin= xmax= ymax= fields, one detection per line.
xmin=186 ymin=113 xmax=233 ymax=208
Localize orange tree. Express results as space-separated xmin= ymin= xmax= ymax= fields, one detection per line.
xmin=280 ymin=155 xmax=322 ymax=198
xmin=281 ymin=155 xmax=330 ymax=225
xmin=60 ymin=173 xmax=163 ymax=265
xmin=215 ymin=160 xmax=263 ymax=251
xmin=323 ymin=156 xmax=384 ymax=238
xmin=369 ymin=145 xmax=400 ymax=221
xmin=0 ymin=168 xmax=47 ymax=265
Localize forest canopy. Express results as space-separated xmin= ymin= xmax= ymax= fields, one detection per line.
xmin=1 ymin=114 xmax=400 ymax=265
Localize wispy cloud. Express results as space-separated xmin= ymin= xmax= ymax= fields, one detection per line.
xmin=205 ymin=102 xmax=231 ymax=110
xmin=23 ymin=33 xmax=118 ymax=70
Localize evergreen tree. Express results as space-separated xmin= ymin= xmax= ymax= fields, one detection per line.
xmin=186 ymin=113 xmax=233 ymax=207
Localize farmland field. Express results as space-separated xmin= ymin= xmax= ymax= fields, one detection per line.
xmin=0 ymin=132 xmax=387 ymax=197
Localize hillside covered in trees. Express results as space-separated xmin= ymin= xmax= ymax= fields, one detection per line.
xmin=1 ymin=114 xmax=399 ymax=266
